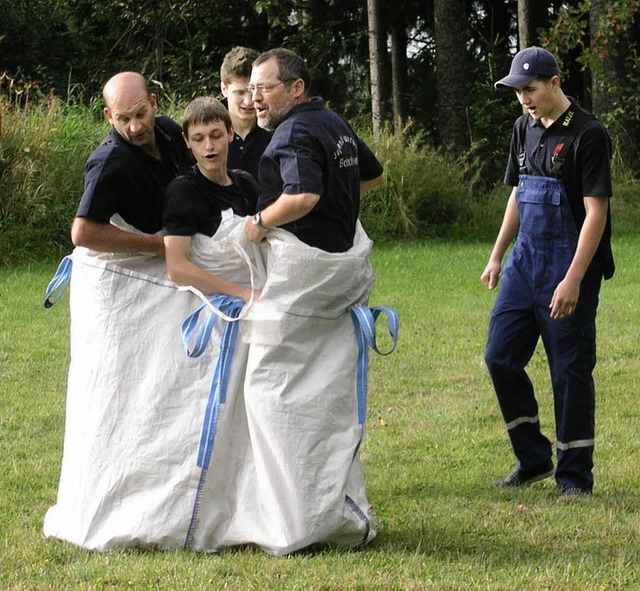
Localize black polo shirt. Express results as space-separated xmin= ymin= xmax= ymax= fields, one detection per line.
xmin=163 ymin=166 xmax=258 ymax=237
xmin=257 ymin=97 xmax=383 ymax=253
xmin=228 ymin=126 xmax=272 ymax=182
xmin=76 ymin=116 xmax=192 ymax=234
xmin=505 ymin=101 xmax=614 ymax=278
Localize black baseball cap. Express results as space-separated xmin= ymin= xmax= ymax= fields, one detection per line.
xmin=495 ymin=46 xmax=561 ymax=89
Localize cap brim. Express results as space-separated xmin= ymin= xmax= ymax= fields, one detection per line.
xmin=494 ymin=74 xmax=535 ymax=89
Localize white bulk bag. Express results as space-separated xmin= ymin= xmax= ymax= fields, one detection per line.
xmin=189 ymin=221 xmax=385 ymax=555
xmin=43 ymin=217 xmax=260 ymax=551
xmin=43 ymin=215 xmax=398 ymax=555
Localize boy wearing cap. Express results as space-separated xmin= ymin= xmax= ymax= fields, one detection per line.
xmin=481 ymin=47 xmax=614 ymax=501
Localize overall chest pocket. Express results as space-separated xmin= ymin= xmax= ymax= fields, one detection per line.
xmin=517 ymin=185 xmax=561 ymax=206
xmin=516 ymin=177 xmax=566 ymax=240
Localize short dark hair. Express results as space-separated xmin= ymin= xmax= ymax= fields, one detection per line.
xmin=253 ymin=48 xmax=311 ymax=93
xmin=534 ymin=75 xmax=555 ymax=84
xmin=182 ymin=96 xmax=231 ymax=135
xmin=221 ymin=46 xmax=259 ymax=83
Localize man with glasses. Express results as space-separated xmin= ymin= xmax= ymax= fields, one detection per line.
xmin=244 ymin=47 xmax=384 ymax=252
xmin=240 ymin=47 xmax=386 ymax=553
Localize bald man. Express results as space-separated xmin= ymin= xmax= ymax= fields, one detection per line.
xmin=71 ymin=72 xmax=192 ymax=255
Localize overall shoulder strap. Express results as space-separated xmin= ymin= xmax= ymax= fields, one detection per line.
xmin=550 ymin=109 xmax=595 ymax=174
xmin=517 ymin=114 xmax=529 ymax=174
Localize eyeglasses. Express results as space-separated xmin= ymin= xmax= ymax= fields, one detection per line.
xmin=246 ymin=80 xmax=293 ymax=95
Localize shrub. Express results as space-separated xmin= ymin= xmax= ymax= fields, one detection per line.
xmin=1 ymin=89 xmax=634 ymax=266
xmin=359 ymin=124 xmax=501 ymax=241
xmin=0 ymin=78 xmax=105 ymax=265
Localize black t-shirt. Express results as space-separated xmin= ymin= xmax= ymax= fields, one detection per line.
xmin=228 ymin=125 xmax=272 ymax=182
xmin=163 ymin=166 xmax=258 ymax=237
xmin=76 ymin=116 xmax=192 ymax=234
xmin=505 ymin=103 xmax=612 ymax=200
xmin=257 ymin=97 xmax=384 ymax=253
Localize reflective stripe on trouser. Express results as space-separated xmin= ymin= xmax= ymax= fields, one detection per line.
xmin=484 ymin=175 xmax=601 ymax=490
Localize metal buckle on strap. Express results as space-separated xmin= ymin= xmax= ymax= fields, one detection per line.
xmin=551 ymin=155 xmax=565 ymax=171
xmin=518 ymin=151 xmax=527 ymax=174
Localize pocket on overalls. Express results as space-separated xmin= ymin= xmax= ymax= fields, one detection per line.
xmin=516 ymin=178 xmax=564 ymax=240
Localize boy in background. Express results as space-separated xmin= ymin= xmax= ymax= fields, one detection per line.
xmin=220 ymin=46 xmax=272 ymax=181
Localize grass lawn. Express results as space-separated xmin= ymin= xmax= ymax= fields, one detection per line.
xmin=1 ymin=237 xmax=639 ymax=590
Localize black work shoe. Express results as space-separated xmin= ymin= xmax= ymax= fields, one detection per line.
xmin=494 ymin=460 xmax=555 ymax=488
xmin=557 ymin=486 xmax=592 ymax=503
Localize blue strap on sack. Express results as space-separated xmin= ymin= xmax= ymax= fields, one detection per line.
xmin=43 ymin=255 xmax=73 ymax=308
xmin=182 ymin=294 xmax=245 ymax=548
xmin=350 ymin=305 xmax=400 ymax=425
xmin=181 ymin=295 xmax=245 ymax=469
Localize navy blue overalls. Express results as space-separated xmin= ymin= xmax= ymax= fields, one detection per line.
xmin=484 ymin=164 xmax=602 ymax=491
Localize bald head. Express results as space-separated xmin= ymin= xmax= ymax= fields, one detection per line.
xmin=102 ymin=72 xmax=159 ymax=153
xmin=103 ymin=72 xmax=151 ymax=110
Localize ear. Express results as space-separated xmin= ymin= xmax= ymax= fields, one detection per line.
xmin=150 ymin=93 xmax=159 ymax=112
xmin=228 ymin=126 xmax=235 ymax=143
xmin=103 ymin=106 xmax=114 ymax=125
xmin=182 ymin=132 xmax=191 ymax=149
xmin=221 ymin=81 xmax=229 ymax=97
xmin=291 ymin=78 xmax=306 ymax=99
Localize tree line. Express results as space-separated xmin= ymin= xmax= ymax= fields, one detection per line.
xmin=1 ymin=0 xmax=639 ymax=183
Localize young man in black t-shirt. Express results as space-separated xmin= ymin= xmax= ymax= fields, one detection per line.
xmin=481 ymin=47 xmax=613 ymax=501
xmin=163 ymin=96 xmax=259 ymax=301
xmin=220 ymin=46 xmax=272 ymax=182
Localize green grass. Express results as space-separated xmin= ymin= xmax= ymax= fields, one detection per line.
xmin=1 ymin=238 xmax=639 ymax=590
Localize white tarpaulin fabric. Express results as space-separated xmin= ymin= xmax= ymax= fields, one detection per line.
xmin=43 ymin=215 xmax=398 ymax=555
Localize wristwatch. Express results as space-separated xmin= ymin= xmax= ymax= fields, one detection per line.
xmin=252 ymin=211 xmax=270 ymax=233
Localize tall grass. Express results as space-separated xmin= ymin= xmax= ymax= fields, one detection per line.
xmin=2 ymin=89 xmax=638 ymax=266
xmin=360 ymin=126 xmax=486 ymax=241
xmin=357 ymin=123 xmax=640 ymax=245
xmin=0 ymin=84 xmax=106 ymax=266
xmin=1 ymin=236 xmax=639 ymax=590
